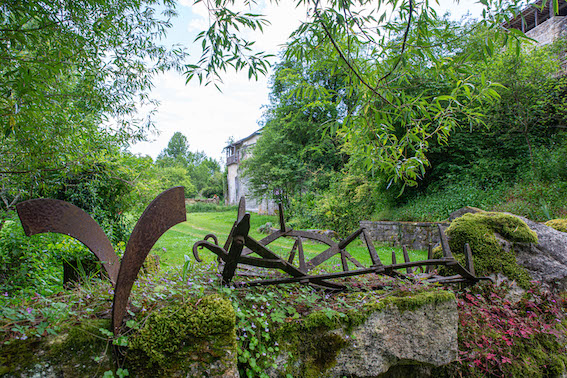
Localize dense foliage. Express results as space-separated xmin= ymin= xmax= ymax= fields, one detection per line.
xmin=155 ymin=132 xmax=224 ymax=198
xmin=243 ymin=27 xmax=567 ymax=230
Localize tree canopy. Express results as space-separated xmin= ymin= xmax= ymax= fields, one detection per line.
xmin=0 ymin=0 xmax=185 ymax=210
xmin=186 ymin=0 xmax=563 ymax=186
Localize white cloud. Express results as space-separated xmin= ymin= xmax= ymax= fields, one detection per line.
xmin=129 ymin=70 xmax=269 ymax=163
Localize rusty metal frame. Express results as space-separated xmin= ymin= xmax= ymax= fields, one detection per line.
xmin=193 ymin=198 xmax=488 ymax=290
xmin=16 ymin=187 xmax=187 ymax=335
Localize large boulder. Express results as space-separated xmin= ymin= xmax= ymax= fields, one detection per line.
xmin=512 ymin=215 xmax=567 ymax=291
xmin=449 ymin=208 xmax=567 ymax=290
xmin=269 ymin=290 xmax=458 ymax=377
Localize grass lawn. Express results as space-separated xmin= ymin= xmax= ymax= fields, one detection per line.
xmin=152 ymin=209 xmax=428 ymax=272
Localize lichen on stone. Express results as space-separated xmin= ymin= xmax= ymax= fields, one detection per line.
xmin=445 ymin=212 xmax=537 ymax=288
xmin=0 ymin=319 xmax=113 ymax=376
xmin=545 ymin=218 xmax=567 ymax=233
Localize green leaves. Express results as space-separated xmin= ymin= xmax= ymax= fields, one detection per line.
xmin=0 ymin=0 xmax=186 ymax=212
xmin=184 ymin=1 xmax=273 ymax=86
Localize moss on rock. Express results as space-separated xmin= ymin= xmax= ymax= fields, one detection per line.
xmin=273 ymin=289 xmax=455 ymax=377
xmin=545 ymin=218 xmax=567 ymax=233
xmin=445 ymin=212 xmax=537 ymax=288
xmin=127 ymin=294 xmax=237 ymax=376
xmin=0 ymin=319 xmax=113 ymax=376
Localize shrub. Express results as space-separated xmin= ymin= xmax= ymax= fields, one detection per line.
xmin=384 ymin=180 xmax=507 ymax=222
xmin=0 ymin=219 xmax=100 ymax=295
xmin=185 ymin=203 xmax=237 ymax=213
xmin=451 ymin=282 xmax=567 ymax=377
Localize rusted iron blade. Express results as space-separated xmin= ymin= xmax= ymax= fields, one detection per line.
xmin=244 ymin=235 xmax=342 ymax=288
xmin=238 ymin=255 xmax=290 ymax=269
xmin=402 ymin=246 xmax=413 ymax=274
xmin=444 ymin=260 xmax=477 ymax=281
xmin=193 ymin=240 xmax=229 ymax=262
xmin=237 ymin=197 xmax=246 ymax=222
xmin=425 ymin=244 xmax=434 ymax=274
xmin=338 ymin=228 xmax=364 ymax=249
xmin=464 ymin=243 xmax=475 ymax=276
xmin=343 ymin=250 xmax=365 ymax=268
xmin=362 ymin=229 xmax=382 ymax=267
xmin=223 ymin=197 xmax=246 ymax=252
xmin=222 ymin=213 xmax=250 ymax=284
xmin=297 ymin=237 xmax=307 ymax=273
xmin=438 ymin=224 xmax=453 ymax=258
xmin=242 ymin=229 xmax=291 ymax=256
xmin=237 ymin=264 xmax=390 ymax=288
xmin=306 ymin=245 xmax=339 ymax=270
xmin=288 ymin=239 xmax=298 ymax=264
xmin=289 ymin=230 xmax=336 ymax=246
xmin=259 ymin=230 xmax=290 ymax=246
xmin=112 ymin=187 xmax=186 ymax=334
xmin=302 ymin=227 xmax=367 ymax=271
xmin=16 ymin=199 xmax=120 ymax=286
xmin=278 ymin=203 xmax=286 ymax=232
xmin=340 ymin=251 xmax=349 ymax=271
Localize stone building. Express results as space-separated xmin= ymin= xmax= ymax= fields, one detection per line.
xmin=224 ymin=130 xmax=276 ymax=214
xmin=505 ymin=0 xmax=567 ymax=70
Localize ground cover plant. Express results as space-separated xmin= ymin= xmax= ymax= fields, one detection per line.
xmin=1 ymin=260 xmax=566 ymax=377
xmin=450 ymin=282 xmax=567 ymax=377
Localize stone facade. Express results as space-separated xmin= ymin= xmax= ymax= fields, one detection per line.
xmin=360 ymin=220 xmax=449 ymax=250
xmin=225 ymin=130 xmax=276 ymax=215
xmin=526 ymin=16 xmax=567 ymax=46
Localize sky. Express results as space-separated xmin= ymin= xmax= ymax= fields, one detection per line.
xmin=128 ymin=0 xmax=485 ymax=163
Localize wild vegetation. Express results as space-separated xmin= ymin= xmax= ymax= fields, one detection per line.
xmin=1 ymin=0 xmax=567 ymax=376
xmin=244 ymin=30 xmax=567 ymax=231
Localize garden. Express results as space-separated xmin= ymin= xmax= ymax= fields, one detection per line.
xmin=2 ymin=0 xmax=567 ymax=376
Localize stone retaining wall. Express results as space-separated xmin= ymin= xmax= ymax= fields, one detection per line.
xmin=360 ymin=220 xmax=450 ymax=250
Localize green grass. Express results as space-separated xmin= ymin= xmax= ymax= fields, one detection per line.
xmin=152 ymin=210 xmax=427 ymax=272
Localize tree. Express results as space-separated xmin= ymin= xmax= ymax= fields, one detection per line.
xmin=0 ymin=0 xmax=184 ymax=211
xmin=186 ymin=0 xmax=564 ymax=186
xmin=154 ymin=132 xmax=223 ymax=197
xmin=156 ymin=132 xmax=192 ymax=165
xmin=242 ymin=50 xmax=350 ymax=203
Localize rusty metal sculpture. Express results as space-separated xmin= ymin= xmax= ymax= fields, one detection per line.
xmin=17 ymin=199 xmax=121 ymax=286
xmin=193 ymin=198 xmax=488 ymax=290
xmin=16 ymin=187 xmax=186 ymax=334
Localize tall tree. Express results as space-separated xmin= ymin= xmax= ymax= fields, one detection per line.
xmin=243 ymin=48 xmax=350 ymax=202
xmin=186 ymin=0 xmax=562 ymax=186
xmin=0 ymin=0 xmax=184 ymax=209
xmin=157 ymin=132 xmax=192 ymax=164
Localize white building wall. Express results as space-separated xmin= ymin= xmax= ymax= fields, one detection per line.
xmin=225 ymin=133 xmax=276 ymax=214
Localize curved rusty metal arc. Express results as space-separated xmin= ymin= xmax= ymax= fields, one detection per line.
xmin=111 ymin=186 xmax=186 ymax=334
xmin=16 ymin=199 xmax=120 ymax=286
xmin=193 ymin=240 xmax=228 ymax=262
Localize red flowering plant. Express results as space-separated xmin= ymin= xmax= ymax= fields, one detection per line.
xmin=453 ymin=281 xmax=567 ymax=377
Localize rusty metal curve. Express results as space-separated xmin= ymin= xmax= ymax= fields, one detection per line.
xmin=16 ymin=199 xmax=120 ymax=286
xmin=193 ymin=240 xmax=229 ymax=262
xmin=111 ymin=186 xmax=186 ymax=334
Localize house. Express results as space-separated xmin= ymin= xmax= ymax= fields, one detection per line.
xmin=505 ymin=0 xmax=566 ymax=44
xmin=224 ymin=130 xmax=276 ymax=214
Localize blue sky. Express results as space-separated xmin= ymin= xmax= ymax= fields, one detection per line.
xmin=129 ymin=0 xmax=484 ymax=163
